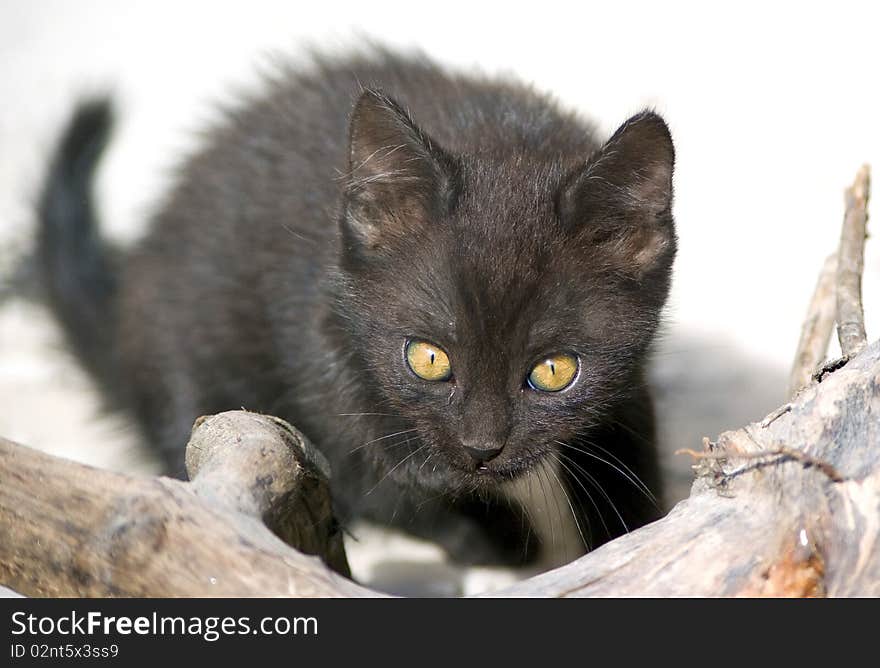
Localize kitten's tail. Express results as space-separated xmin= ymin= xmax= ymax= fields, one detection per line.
xmin=37 ymin=98 xmax=120 ymax=390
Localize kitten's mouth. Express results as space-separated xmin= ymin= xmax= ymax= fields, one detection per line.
xmin=473 ymin=463 xmax=502 ymax=483
xmin=454 ymin=451 xmax=547 ymax=487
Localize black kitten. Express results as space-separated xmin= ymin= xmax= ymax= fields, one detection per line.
xmin=38 ymin=48 xmax=676 ymax=567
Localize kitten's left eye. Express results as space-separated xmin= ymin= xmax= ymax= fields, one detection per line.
xmin=527 ymin=353 xmax=578 ymax=392
xmin=405 ymin=340 xmax=453 ymax=381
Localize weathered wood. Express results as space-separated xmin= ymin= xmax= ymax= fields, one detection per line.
xmin=0 ymin=412 xmax=374 ymax=597
xmin=788 ymin=253 xmax=837 ymax=396
xmin=1 ymin=164 xmax=877 ymax=598
xmin=790 ymin=166 xmax=872 ymax=396
xmin=498 ymin=339 xmax=880 ymax=596
xmin=836 ymin=164 xmax=871 ymax=358
xmin=185 ymin=412 xmax=351 ymax=578
xmin=1 ymin=340 xmax=879 ymax=597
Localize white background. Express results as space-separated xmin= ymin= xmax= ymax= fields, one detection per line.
xmin=1 ymin=0 xmax=878 ymax=593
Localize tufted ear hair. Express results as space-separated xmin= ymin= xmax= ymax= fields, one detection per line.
xmin=343 ymin=89 xmax=457 ymax=250
xmin=557 ymin=110 xmax=676 ymax=275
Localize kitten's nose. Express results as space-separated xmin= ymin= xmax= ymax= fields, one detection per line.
xmin=462 ymin=440 xmax=504 ymax=464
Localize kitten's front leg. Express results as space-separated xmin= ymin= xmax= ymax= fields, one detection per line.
xmin=357 ymin=482 xmax=540 ymax=567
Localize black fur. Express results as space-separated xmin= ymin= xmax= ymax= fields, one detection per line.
xmin=38 ymin=99 xmax=118 ymax=388
xmin=37 ymin=49 xmax=676 ymax=566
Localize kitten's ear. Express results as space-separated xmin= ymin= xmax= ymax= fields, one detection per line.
xmin=558 ymin=110 xmax=676 ymax=275
xmin=343 ymin=89 xmax=456 ymax=249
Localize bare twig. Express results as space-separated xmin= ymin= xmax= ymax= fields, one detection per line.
xmin=836 ymin=165 xmax=871 ymax=358
xmin=675 ymin=445 xmax=845 ymax=483
xmin=760 ymin=403 xmax=792 ymax=428
xmin=789 ymin=254 xmax=837 ymax=396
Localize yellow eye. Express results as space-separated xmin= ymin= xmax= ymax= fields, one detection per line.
xmin=405 ymin=340 xmax=452 ymax=381
xmin=527 ymin=353 xmax=578 ymax=392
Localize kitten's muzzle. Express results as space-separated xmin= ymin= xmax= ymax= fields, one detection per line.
xmin=461 ymin=440 xmax=504 ymax=466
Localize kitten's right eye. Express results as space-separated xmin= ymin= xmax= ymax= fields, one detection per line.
xmin=405 ymin=340 xmax=452 ymax=381
xmin=527 ymin=353 xmax=578 ymax=392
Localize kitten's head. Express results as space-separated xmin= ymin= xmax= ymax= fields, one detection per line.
xmin=334 ymin=89 xmax=675 ymax=496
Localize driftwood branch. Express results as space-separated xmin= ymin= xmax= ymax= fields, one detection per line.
xmin=0 ymin=412 xmax=372 ymax=597
xmin=789 ymin=165 xmax=872 ymax=396
xmin=788 ymin=253 xmax=837 ymax=396
xmin=1 ymin=164 xmax=877 ymax=597
xmin=500 ymin=341 xmax=880 ymax=596
xmin=836 ymin=164 xmax=871 ymax=358
xmin=1 ymin=341 xmax=879 ymax=597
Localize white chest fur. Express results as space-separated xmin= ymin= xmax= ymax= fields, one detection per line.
xmin=500 ymin=458 xmax=587 ymax=568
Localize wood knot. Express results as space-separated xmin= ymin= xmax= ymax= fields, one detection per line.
xmin=738 ymin=542 xmax=826 ymax=597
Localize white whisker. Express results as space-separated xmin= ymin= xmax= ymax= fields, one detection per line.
xmin=554 ymin=451 xmax=611 ymax=539
xmin=556 ymin=440 xmax=657 ymax=506
xmin=365 ymin=442 xmax=428 ymax=496
xmin=349 ymin=428 xmax=418 ymax=454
